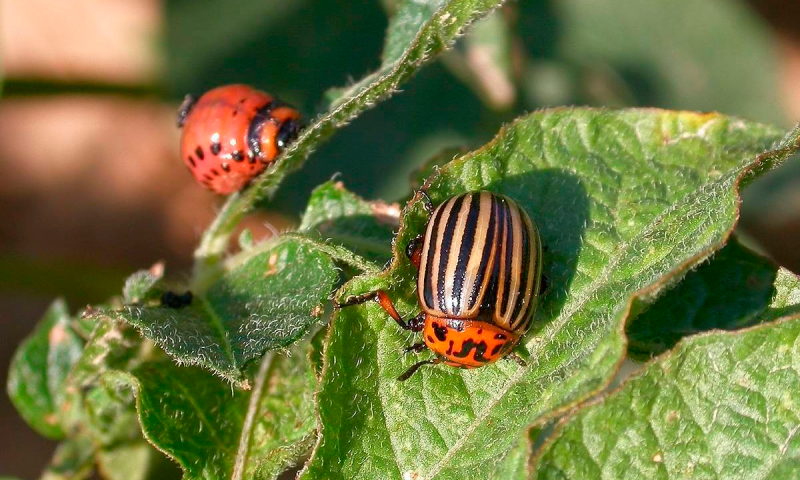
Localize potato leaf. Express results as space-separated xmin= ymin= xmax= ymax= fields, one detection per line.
xmin=302 ymin=110 xmax=799 ymax=479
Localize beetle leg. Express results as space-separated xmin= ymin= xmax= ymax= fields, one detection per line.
xmin=404 ymin=342 xmax=427 ymax=354
xmin=506 ymin=352 xmax=527 ymax=367
xmin=337 ymin=291 xmax=424 ymax=332
xmin=418 ymin=189 xmax=434 ymax=214
xmin=398 ymin=357 xmax=443 ymax=381
xmin=405 ymin=235 xmax=424 ymax=269
xmin=405 ymin=311 xmax=426 ymax=331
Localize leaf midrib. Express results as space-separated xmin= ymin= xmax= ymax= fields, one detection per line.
xmin=196 ymin=293 xmax=236 ymax=370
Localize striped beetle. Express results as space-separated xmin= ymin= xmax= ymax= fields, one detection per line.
xmin=340 ymin=190 xmax=543 ymax=380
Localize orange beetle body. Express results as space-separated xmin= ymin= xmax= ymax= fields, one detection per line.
xmin=177 ymin=84 xmax=301 ymax=194
xmin=342 ymin=191 xmax=543 ymax=380
xmin=423 ymin=317 xmax=519 ymax=368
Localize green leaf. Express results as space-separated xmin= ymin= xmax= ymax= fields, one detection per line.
xmin=85 ymin=378 xmax=181 ymax=480
xmin=238 ymin=228 xmax=256 ymax=251
xmin=112 ymin=239 xmax=338 ymax=383
xmin=122 ymin=263 xmax=165 ymax=303
xmin=39 ymin=434 xmax=94 ymax=480
xmin=382 ymin=0 xmax=446 ymax=66
xmin=96 ymin=442 xmax=182 ymax=480
xmin=408 ymin=146 xmax=469 ymax=192
xmin=194 ymin=0 xmax=507 ymax=274
xmin=7 ymin=299 xmax=84 ymax=438
xmin=107 ymin=346 xmax=317 ymax=480
xmin=303 ymin=110 xmax=800 ymax=479
xmin=627 ymin=238 xmax=780 ymax=358
xmin=492 ymin=431 xmax=535 ymax=479
xmin=764 ymin=269 xmax=800 ymax=320
xmin=533 ymin=283 xmax=800 ymax=478
xmin=56 ymin=316 xmax=179 ymax=480
xmin=299 ymin=181 xmax=398 ymax=264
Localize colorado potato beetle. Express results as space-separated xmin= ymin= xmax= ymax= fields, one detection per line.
xmin=340 ymin=190 xmax=543 ymax=380
xmin=177 ymin=84 xmax=302 ymax=194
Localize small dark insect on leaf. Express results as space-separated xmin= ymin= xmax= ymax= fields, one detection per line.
xmin=161 ymin=291 xmax=193 ymax=309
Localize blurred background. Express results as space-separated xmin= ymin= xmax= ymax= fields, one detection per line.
xmin=1 ymin=0 xmax=799 ymax=477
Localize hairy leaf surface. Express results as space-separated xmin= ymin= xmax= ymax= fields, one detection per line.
xmin=7 ymin=299 xmax=84 ymax=438
xmin=534 ymin=270 xmax=800 ymax=479
xmin=627 ymin=239 xmax=781 ymax=358
xmin=302 ymin=110 xmax=799 ymax=479
xmin=299 ymin=181 xmax=398 ymax=265
xmin=113 ymin=240 xmax=337 ymax=383
xmin=107 ymin=345 xmax=317 ymax=480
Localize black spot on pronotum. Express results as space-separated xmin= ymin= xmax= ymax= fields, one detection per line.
xmin=221 ymin=163 xmax=230 ymax=172
xmin=232 ymin=150 xmax=245 ymax=162
xmin=210 ymin=142 xmax=221 ymax=155
xmin=432 ymin=322 xmax=448 ymax=341
xmin=161 ymin=290 xmax=193 ymax=309
xmin=176 ymin=94 xmax=196 ymax=128
xmin=195 ymin=146 xmax=205 ymax=160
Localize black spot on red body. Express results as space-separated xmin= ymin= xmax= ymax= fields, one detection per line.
xmin=453 ymin=338 xmax=489 ymax=362
xmin=221 ymin=163 xmax=230 ymax=172
xmin=232 ymin=150 xmax=245 ymax=162
xmin=432 ymin=322 xmax=448 ymax=341
xmin=195 ymin=146 xmax=204 ymax=160
xmin=203 ymin=174 xmax=213 ymax=181
xmin=427 ymin=335 xmax=434 ymax=343
xmin=433 ymin=323 xmax=448 ymax=341
xmin=446 ymin=340 xmax=454 ymax=355
xmin=211 ymin=169 xmax=220 ymax=176
xmin=188 ymin=156 xmax=196 ymax=167
xmin=477 ymin=329 xmax=483 ymax=334
xmin=491 ymin=343 xmax=503 ymax=356
xmin=494 ymin=333 xmax=507 ymax=340
xmin=210 ymin=142 xmax=221 ymax=155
